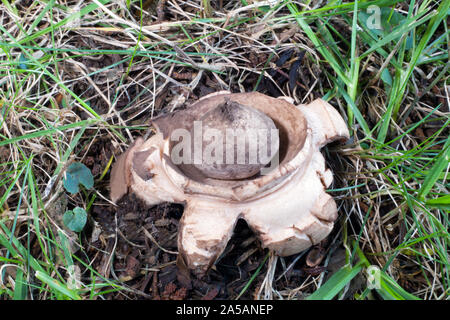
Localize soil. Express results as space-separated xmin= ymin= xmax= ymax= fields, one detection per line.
xmin=89 ymin=193 xmax=264 ymax=299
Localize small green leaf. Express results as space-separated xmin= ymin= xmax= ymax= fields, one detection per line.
xmin=360 ymin=142 xmax=370 ymax=150
xmin=18 ymin=53 xmax=29 ymax=69
xmin=63 ymin=207 xmax=87 ymax=232
xmin=63 ymin=162 xmax=94 ymax=194
xmin=63 ymin=172 xmax=79 ymax=194
xmin=359 ymin=7 xmax=409 ymax=39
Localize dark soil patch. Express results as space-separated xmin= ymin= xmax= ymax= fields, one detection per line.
xmin=90 ymin=193 xmax=270 ymax=300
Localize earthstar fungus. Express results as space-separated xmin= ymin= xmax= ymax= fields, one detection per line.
xmin=110 ymin=91 xmax=349 ymax=276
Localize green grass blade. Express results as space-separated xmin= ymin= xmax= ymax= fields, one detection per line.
xmin=376 ymin=271 xmax=421 ymax=300
xmin=0 ymin=119 xmax=97 ymax=147
xmin=16 ymin=0 xmax=111 ymax=45
xmin=235 ymin=252 xmax=269 ymax=300
xmin=331 ymin=77 xmax=372 ymax=137
xmin=425 ymin=195 xmax=450 ymax=211
xmin=287 ymin=2 xmax=349 ymax=85
xmin=418 ymin=137 xmax=450 ymax=200
xmin=306 ymin=261 xmax=364 ymax=300
xmin=13 ymin=268 xmax=27 ymax=300
xmin=35 ymin=271 xmax=81 ymax=300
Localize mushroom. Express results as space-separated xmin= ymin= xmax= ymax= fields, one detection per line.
xmin=110 ymin=92 xmax=349 ymax=276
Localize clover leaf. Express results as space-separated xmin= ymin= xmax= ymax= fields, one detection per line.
xmin=63 ymin=162 xmax=94 ymax=194
xmin=63 ymin=207 xmax=87 ymax=232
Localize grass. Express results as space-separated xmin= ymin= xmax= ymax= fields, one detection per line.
xmin=0 ymin=0 xmax=448 ymax=300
